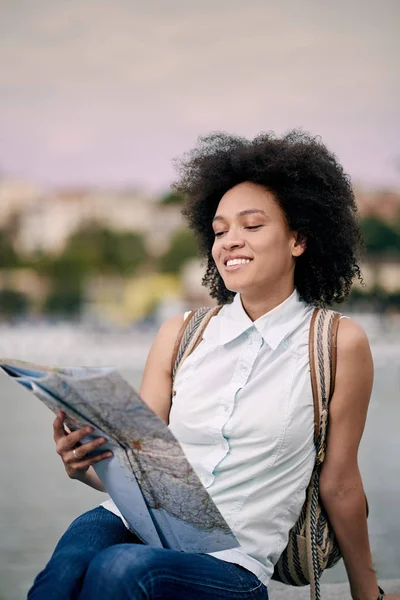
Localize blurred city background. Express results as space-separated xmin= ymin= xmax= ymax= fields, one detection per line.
xmin=0 ymin=1 xmax=399 ymax=599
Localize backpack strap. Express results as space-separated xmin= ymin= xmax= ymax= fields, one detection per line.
xmin=309 ymin=308 xmax=341 ymax=453
xmin=171 ymin=305 xmax=223 ymax=383
xmin=307 ymin=307 xmax=341 ymax=600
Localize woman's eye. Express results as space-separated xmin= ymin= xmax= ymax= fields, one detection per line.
xmin=214 ymin=231 xmax=225 ymax=237
xmin=245 ymin=225 xmax=262 ymax=230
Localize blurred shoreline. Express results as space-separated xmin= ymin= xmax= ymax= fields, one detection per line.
xmin=1 ymin=311 xmax=399 ymax=369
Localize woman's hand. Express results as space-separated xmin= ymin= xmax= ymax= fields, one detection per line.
xmin=53 ymin=411 xmax=112 ymax=480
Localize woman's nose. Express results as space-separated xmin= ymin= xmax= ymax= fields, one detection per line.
xmin=222 ymin=235 xmax=245 ymax=250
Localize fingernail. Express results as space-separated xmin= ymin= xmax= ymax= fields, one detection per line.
xmin=86 ymin=427 xmax=93 ymax=433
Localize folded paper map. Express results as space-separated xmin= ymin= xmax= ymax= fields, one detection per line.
xmin=0 ymin=359 xmax=238 ymax=553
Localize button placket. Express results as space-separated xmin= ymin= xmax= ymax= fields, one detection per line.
xmin=238 ymin=339 xmax=260 ymax=384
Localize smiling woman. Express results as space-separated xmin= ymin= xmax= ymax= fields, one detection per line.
xmin=28 ymin=130 xmax=394 ymax=600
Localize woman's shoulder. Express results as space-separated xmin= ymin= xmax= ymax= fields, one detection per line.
xmin=334 ymin=315 xmax=373 ymax=392
xmin=157 ymin=313 xmax=187 ymax=342
xmin=336 ymin=315 xmax=371 ymax=356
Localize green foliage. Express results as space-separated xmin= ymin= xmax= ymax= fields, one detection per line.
xmin=360 ymin=217 xmax=400 ymax=254
xmin=159 ymin=228 xmax=198 ymax=274
xmin=387 ymin=291 xmax=400 ymax=308
xmin=35 ymin=225 xmax=148 ymax=316
xmin=159 ymin=191 xmax=184 ymax=205
xmin=0 ymin=230 xmax=19 ymax=268
xmin=63 ymin=225 xmax=148 ymax=276
xmin=44 ymin=288 xmax=82 ymax=316
xmin=0 ymin=288 xmax=30 ymax=316
xmin=347 ymin=285 xmax=400 ymax=313
xmin=393 ymin=216 xmax=400 ymax=235
xmin=39 ymin=225 xmax=148 ymax=281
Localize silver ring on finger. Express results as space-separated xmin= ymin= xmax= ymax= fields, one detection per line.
xmin=73 ymin=448 xmax=83 ymax=460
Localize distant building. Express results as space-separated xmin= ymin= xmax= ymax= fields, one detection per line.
xmin=354 ymin=186 xmax=400 ymax=222
xmin=10 ymin=184 xmax=184 ymax=257
xmin=357 ymin=256 xmax=400 ymax=293
xmin=0 ymin=268 xmax=50 ymax=310
xmin=15 ymin=191 xmax=88 ymax=254
xmin=0 ymin=179 xmax=42 ymax=227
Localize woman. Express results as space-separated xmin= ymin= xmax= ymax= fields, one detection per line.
xmin=28 ymin=131 xmax=392 ymax=600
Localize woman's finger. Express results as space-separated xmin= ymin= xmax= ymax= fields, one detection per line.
xmin=69 ymin=450 xmax=113 ymax=471
xmin=53 ymin=411 xmax=67 ymax=442
xmin=71 ymin=436 xmax=108 ymax=460
xmin=67 ymin=426 xmax=95 ymax=448
xmin=56 ymin=425 xmax=94 ymax=456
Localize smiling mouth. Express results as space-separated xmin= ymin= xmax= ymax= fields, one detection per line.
xmin=224 ymin=258 xmax=253 ymax=271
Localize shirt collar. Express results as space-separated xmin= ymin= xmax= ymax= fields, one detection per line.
xmin=203 ymin=289 xmax=309 ymax=350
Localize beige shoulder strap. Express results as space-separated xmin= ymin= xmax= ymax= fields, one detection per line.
xmin=170 ymin=310 xmax=195 ymax=377
xmin=308 ymin=308 xmax=341 ymax=446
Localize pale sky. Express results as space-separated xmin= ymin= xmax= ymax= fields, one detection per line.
xmin=0 ymin=0 xmax=399 ymax=193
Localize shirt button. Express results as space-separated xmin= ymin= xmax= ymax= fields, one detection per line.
xmin=241 ymin=364 xmax=248 ymax=372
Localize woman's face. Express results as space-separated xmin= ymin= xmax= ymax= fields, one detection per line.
xmin=211 ymin=182 xmax=304 ymax=298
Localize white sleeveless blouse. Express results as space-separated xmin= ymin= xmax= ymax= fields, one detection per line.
xmin=103 ymin=289 xmax=316 ymax=587
xmin=168 ymin=289 xmax=316 ymax=585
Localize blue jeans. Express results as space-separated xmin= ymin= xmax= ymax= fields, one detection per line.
xmin=28 ymin=507 xmax=269 ymax=600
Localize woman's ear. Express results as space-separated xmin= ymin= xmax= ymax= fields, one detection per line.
xmin=291 ymin=232 xmax=307 ymax=257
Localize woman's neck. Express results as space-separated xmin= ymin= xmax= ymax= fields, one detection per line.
xmin=239 ymin=286 xmax=295 ymax=322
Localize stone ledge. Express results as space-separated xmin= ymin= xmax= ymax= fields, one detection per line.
xmin=268 ymin=579 xmax=400 ymax=598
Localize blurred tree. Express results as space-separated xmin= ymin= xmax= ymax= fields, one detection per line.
xmin=43 ymin=287 xmax=82 ymax=317
xmin=159 ymin=228 xmax=198 ymax=273
xmin=0 ymin=230 xmax=19 ymax=268
xmin=387 ymin=291 xmax=400 ymax=309
xmin=360 ymin=217 xmax=400 ymax=254
xmin=37 ymin=225 xmax=148 ymax=281
xmin=0 ymin=288 xmax=30 ymax=316
xmin=159 ymin=191 xmax=184 ymax=205
xmin=34 ymin=225 xmax=148 ymax=317
xmin=62 ymin=225 xmax=148 ymax=276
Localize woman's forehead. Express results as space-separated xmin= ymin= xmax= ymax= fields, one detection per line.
xmin=215 ymin=183 xmax=278 ymax=217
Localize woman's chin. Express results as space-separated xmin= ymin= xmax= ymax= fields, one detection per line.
xmin=222 ymin=279 xmax=247 ymax=294
xmin=220 ymin=271 xmax=256 ymax=295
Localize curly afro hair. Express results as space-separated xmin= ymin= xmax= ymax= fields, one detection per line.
xmin=173 ymin=130 xmax=363 ymax=307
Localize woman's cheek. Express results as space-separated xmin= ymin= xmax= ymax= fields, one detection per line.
xmin=211 ymin=242 xmax=219 ymax=264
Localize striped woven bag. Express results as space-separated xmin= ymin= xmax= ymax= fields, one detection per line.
xmin=171 ymin=305 xmax=349 ymax=600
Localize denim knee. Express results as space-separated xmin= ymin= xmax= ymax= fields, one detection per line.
xmin=28 ymin=508 xmax=131 ymax=600
xmin=79 ymin=543 xmax=162 ymax=599
xmin=85 ymin=544 xmax=154 ymax=582
xmin=28 ymin=549 xmax=92 ymax=600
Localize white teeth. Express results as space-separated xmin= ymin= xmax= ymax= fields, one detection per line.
xmin=226 ymin=258 xmax=251 ymax=267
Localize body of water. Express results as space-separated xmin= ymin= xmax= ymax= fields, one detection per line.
xmin=0 ymin=318 xmax=399 ymax=600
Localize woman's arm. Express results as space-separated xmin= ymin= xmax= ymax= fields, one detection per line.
xmin=319 ymin=317 xmax=379 ymax=600
xmin=139 ymin=313 xmax=185 ymax=423
xmin=53 ymin=314 xmax=184 ymax=489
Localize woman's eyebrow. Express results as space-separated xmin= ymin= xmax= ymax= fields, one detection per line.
xmin=237 ymin=209 xmax=268 ymax=218
xmin=212 ymin=209 xmax=268 ymax=223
